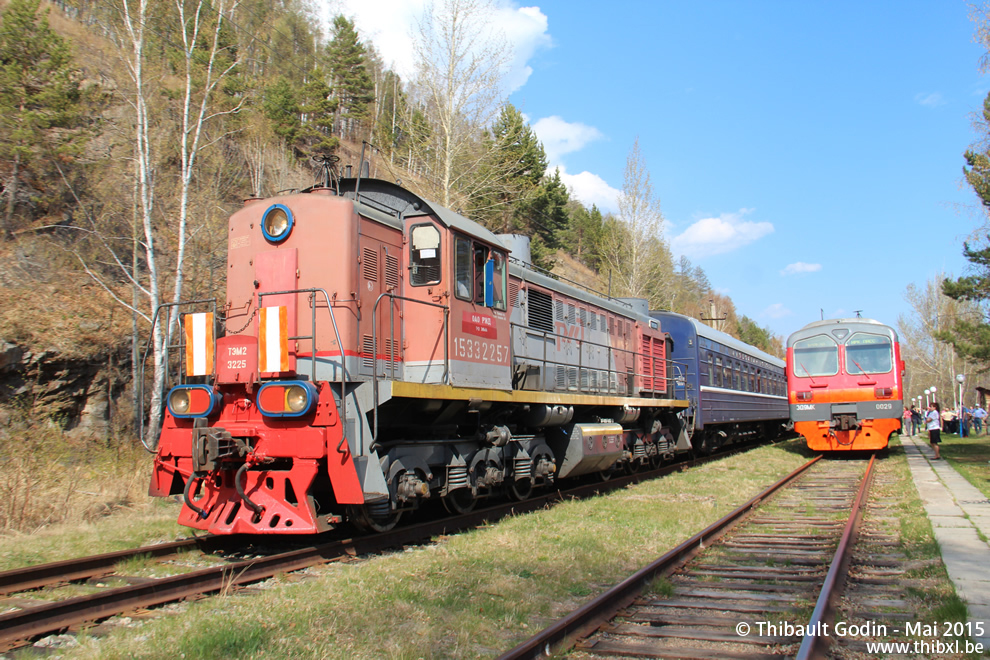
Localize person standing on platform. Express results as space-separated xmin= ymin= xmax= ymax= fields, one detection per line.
xmin=927 ymin=402 xmax=942 ymax=459
xmin=911 ymin=406 xmax=923 ymax=436
xmin=973 ymin=405 xmax=986 ymax=435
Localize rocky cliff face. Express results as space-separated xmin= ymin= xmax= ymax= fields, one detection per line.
xmin=0 ymin=340 xmax=132 ymax=439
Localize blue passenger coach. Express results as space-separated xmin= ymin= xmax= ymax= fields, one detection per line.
xmin=650 ymin=311 xmax=789 ymax=451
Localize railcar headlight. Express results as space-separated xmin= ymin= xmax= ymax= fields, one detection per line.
xmin=261 ymin=204 xmax=293 ymax=243
xmin=167 ymin=385 xmax=220 ymax=418
xmin=257 ymin=380 xmax=318 ymax=417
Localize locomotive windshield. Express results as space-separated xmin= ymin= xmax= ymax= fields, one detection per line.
xmin=792 ymin=334 xmax=839 ymax=377
xmin=845 ymin=333 xmax=892 ymax=375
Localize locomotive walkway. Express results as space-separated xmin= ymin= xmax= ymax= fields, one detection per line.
xmin=901 ymin=434 xmax=990 ymax=648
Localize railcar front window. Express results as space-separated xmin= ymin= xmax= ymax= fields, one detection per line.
xmin=792 ymin=335 xmax=839 ymax=377
xmin=845 ymin=333 xmax=893 ymax=375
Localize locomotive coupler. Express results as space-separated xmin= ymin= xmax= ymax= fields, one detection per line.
xmin=191 ymin=420 xmax=238 ymax=472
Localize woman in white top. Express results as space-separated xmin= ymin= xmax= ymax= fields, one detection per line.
xmin=926 ymin=402 xmax=942 ymax=460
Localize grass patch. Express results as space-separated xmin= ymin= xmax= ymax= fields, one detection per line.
xmin=56 ymin=439 xmax=813 ymax=659
xmin=938 ymin=433 xmax=990 ymax=500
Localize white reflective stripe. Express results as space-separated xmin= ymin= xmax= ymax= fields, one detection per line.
xmin=193 ymin=313 xmax=208 ymax=375
xmin=260 ymin=306 xmax=287 ymax=372
xmin=185 ymin=312 xmax=213 ymax=376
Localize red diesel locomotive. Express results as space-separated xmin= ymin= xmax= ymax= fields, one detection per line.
xmin=148 ymin=169 xmax=691 ymax=534
xmin=786 ymin=318 xmax=904 ymax=451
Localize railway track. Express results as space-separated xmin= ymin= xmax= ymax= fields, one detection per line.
xmin=0 ymin=446 xmax=758 ymax=651
xmin=498 ymin=454 xmax=907 ymax=660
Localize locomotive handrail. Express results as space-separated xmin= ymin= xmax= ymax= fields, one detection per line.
xmin=370 ymin=292 xmax=451 ymax=449
xmin=509 ymin=320 xmax=680 ymax=399
xmin=258 ymin=287 xmax=350 ymax=451
xmin=138 ymin=298 xmax=218 ymax=452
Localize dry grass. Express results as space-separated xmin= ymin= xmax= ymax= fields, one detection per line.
xmin=0 ymin=402 xmax=171 ymax=550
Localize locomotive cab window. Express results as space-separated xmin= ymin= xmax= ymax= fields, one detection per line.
xmin=793 ymin=334 xmax=839 ymax=377
xmin=845 ymin=333 xmax=892 ymax=375
xmin=410 ymin=224 xmax=442 ymax=286
xmin=454 ymin=234 xmax=506 ymax=310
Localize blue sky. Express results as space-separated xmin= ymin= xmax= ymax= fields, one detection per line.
xmin=330 ymin=0 xmax=988 ymax=340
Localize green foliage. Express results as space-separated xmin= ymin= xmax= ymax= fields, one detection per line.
xmin=562 ymin=201 xmax=604 ymax=270
xmin=940 ymin=88 xmax=990 ymax=366
xmin=736 ymin=315 xmax=773 ymax=353
xmin=326 ymin=15 xmax=374 ymax=142
xmin=0 ymin=0 xmax=87 ymax=238
xmin=262 ymin=76 xmax=301 ymax=144
xmin=521 ymin=168 xmax=570 ymax=270
xmin=470 ymin=103 xmax=547 ymax=234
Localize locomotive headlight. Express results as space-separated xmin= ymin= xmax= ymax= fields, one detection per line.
xmin=261 ymin=204 xmax=293 ymax=243
xmin=257 ymin=380 xmax=317 ymax=417
xmin=170 ymin=389 xmax=190 ymax=414
xmin=167 ymin=385 xmax=220 ymax=418
xmin=286 ymin=385 xmax=308 ymax=412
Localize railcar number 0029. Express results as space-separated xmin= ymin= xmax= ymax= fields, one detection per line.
xmin=455 ymin=337 xmax=507 ymax=363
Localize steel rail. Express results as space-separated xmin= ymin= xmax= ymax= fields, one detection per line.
xmin=0 ymin=447 xmax=750 ymax=648
xmin=496 ymin=454 xmax=823 ymax=660
xmin=0 ymin=537 xmax=236 ymax=596
xmin=795 ymin=453 xmax=877 ymax=660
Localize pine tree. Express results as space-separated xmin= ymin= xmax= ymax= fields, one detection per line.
xmin=563 ymin=200 xmax=603 ymax=269
xmin=521 ymin=168 xmax=569 ymax=270
xmin=0 ymin=0 xmax=85 ymax=239
xmin=939 ymin=90 xmax=990 ymax=364
xmin=470 ymin=103 xmax=546 ymax=232
xmin=326 ymin=15 xmax=374 ymax=142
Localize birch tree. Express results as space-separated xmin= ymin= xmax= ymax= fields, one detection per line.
xmin=598 ymin=139 xmax=674 ymax=308
xmin=411 ymin=0 xmax=510 ymax=207
xmin=108 ymin=0 xmax=241 ymax=447
xmin=900 ymin=274 xmax=979 ymax=402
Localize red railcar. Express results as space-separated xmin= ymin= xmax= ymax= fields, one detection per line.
xmin=786 ymin=318 xmax=903 ymax=451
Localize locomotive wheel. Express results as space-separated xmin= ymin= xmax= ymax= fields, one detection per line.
xmin=442 ymin=489 xmax=476 ymax=514
xmin=347 ymin=504 xmax=402 ymax=533
xmin=508 ymin=477 xmax=533 ymax=501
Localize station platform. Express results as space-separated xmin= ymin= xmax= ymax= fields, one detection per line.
xmin=900 ymin=434 xmax=990 ymax=649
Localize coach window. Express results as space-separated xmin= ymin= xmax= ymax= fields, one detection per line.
xmin=845 ymin=333 xmax=892 ymax=374
xmin=410 ymin=224 xmax=442 ymax=286
xmin=714 ymin=356 xmax=723 ymax=387
xmin=707 ymin=352 xmax=714 ymax=386
xmin=793 ymin=335 xmax=839 ymax=377
xmin=723 ymin=359 xmax=731 ymax=389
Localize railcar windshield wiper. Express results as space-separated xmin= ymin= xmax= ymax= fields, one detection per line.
xmin=799 ymin=362 xmax=817 ymax=385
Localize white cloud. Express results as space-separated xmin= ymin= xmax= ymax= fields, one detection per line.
xmin=328 ymin=1 xmax=550 ymax=93
xmin=531 ymin=116 xmax=604 ymax=164
xmin=781 ymin=262 xmax=822 ymax=276
xmin=763 ymin=303 xmax=791 ymax=319
xmin=496 ymin=5 xmax=552 ymax=92
xmin=670 ymin=210 xmax=774 ymax=259
xmin=554 ymin=166 xmax=620 ymax=212
xmin=914 ymin=92 xmax=946 ymax=107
